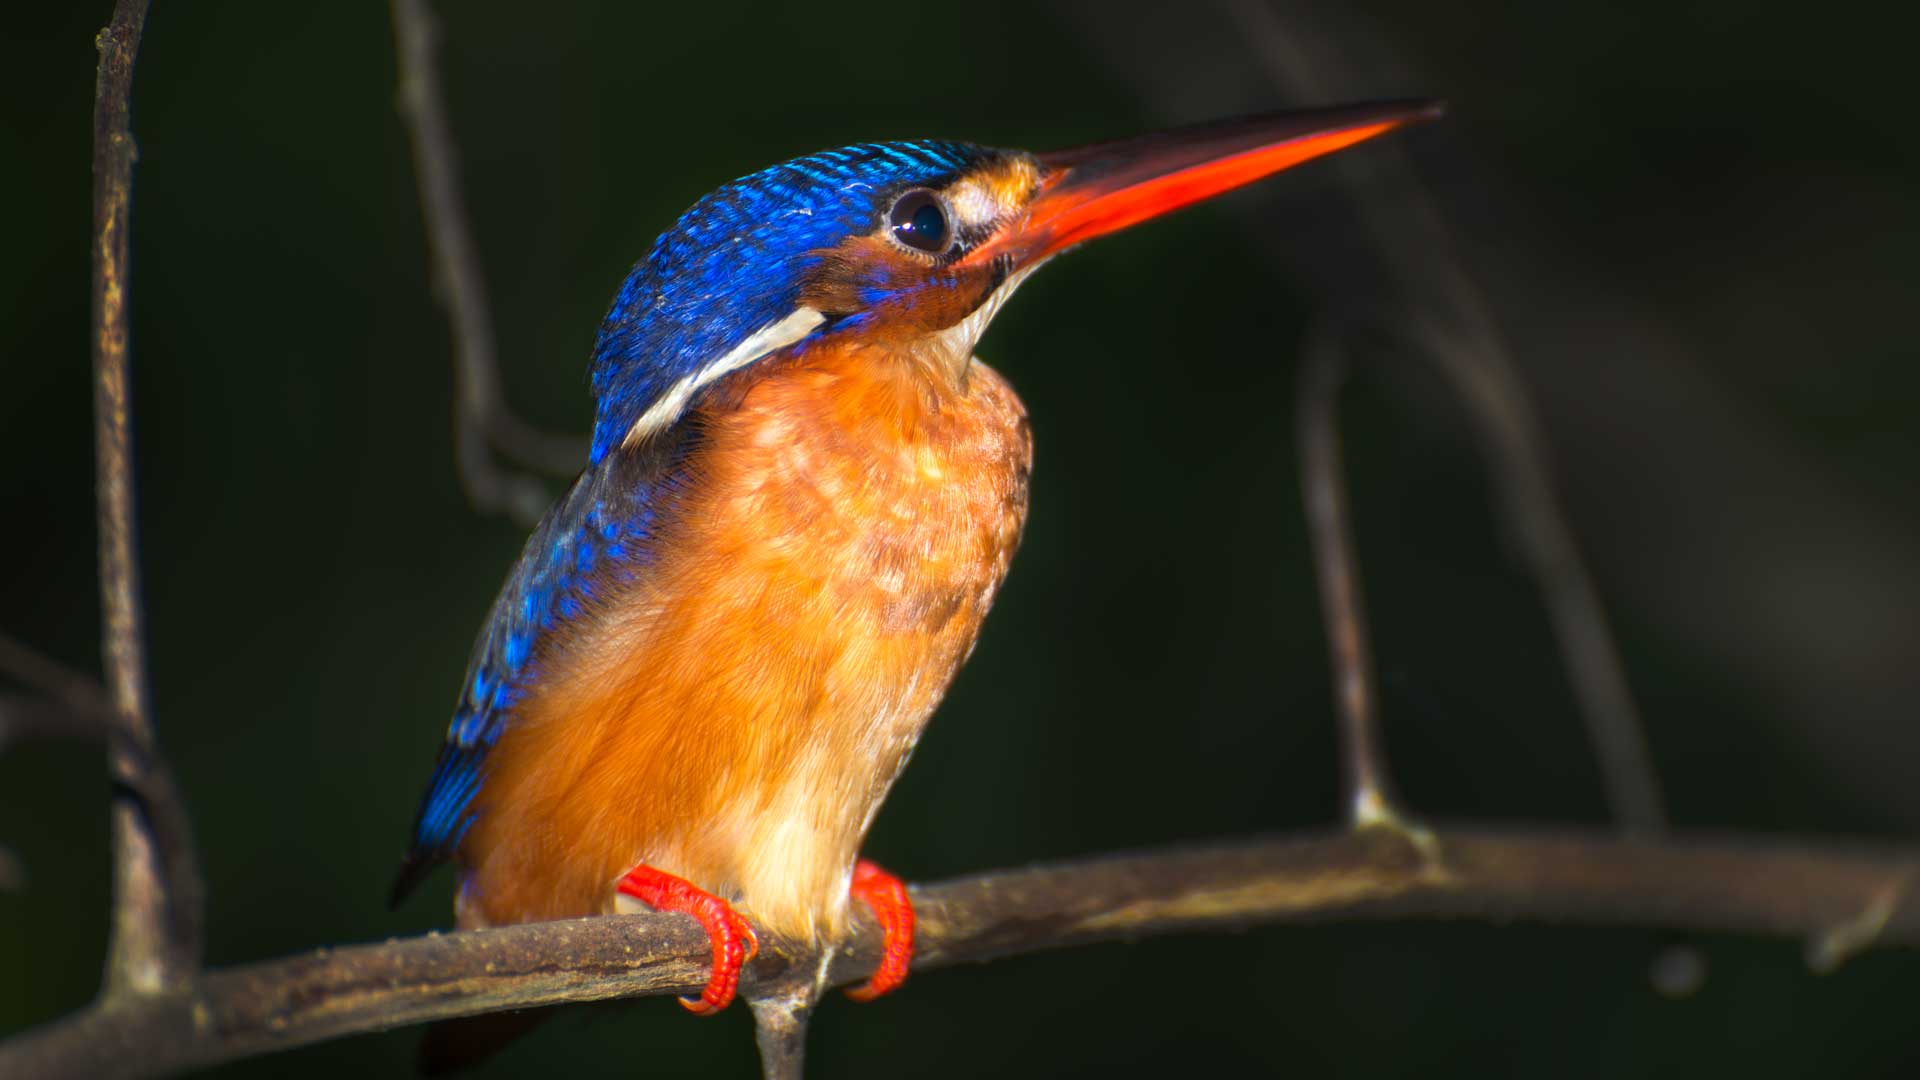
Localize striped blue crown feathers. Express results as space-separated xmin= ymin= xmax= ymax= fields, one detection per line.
xmin=588 ymin=139 xmax=990 ymax=463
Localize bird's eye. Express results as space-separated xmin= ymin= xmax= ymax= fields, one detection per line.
xmin=888 ymin=189 xmax=952 ymax=254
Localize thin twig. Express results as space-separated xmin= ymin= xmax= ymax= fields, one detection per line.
xmin=4 ymin=824 xmax=1916 ymax=1078
xmin=1057 ymin=0 xmax=1665 ymax=833
xmin=0 ymin=632 xmax=115 ymax=748
xmin=0 ymin=693 xmax=112 ymax=751
xmin=0 ymin=641 xmax=196 ymax=924
xmin=389 ymin=0 xmax=587 ymax=526
xmin=1410 ymin=316 xmax=1668 ymax=831
xmin=90 ymin=0 xmax=204 ymax=997
xmin=1297 ymin=326 xmax=1407 ymax=829
xmin=0 ymin=630 xmax=111 ymax=715
xmin=1221 ymin=0 xmax=1668 ymax=835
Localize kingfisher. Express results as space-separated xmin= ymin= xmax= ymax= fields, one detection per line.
xmin=392 ymin=101 xmax=1437 ymax=1023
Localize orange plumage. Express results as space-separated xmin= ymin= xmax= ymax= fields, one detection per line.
xmin=394 ymin=105 xmax=1433 ymax=1042
xmin=457 ymin=341 xmax=1030 ymax=943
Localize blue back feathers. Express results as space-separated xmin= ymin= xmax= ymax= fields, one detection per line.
xmin=588 ymin=139 xmax=987 ymax=463
xmin=397 ymin=460 xmax=663 ymax=898
xmin=398 ymin=140 xmax=995 ymax=900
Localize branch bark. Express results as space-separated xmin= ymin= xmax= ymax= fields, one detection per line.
xmin=5 ymin=824 xmax=1917 ymax=1078
xmin=1297 ymin=325 xmax=1410 ymax=829
xmin=89 ymin=0 xmax=204 ymax=998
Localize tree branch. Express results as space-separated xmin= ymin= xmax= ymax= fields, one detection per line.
xmin=1297 ymin=325 xmax=1418 ymax=831
xmin=0 ymin=630 xmax=110 ymax=715
xmin=0 ymin=662 xmax=198 ymax=915
xmin=1056 ymin=0 xmax=1667 ymax=835
xmin=748 ymin=971 xmax=824 ymax=1080
xmin=1223 ymin=0 xmax=1669 ymax=835
xmin=0 ymin=636 xmax=197 ymax=916
xmin=4 ymin=824 xmax=1916 ymax=1078
xmin=0 ymin=630 xmax=114 ymax=750
xmin=0 ymin=693 xmax=111 ymax=752
xmin=389 ymin=0 xmax=588 ymax=526
xmin=89 ymin=0 xmax=204 ymax=998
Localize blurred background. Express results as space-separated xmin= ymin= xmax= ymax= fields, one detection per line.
xmin=4 ymin=1 xmax=1918 ymax=1076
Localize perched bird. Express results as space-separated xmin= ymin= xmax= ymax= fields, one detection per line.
xmin=392 ymin=101 xmax=1437 ymax=1022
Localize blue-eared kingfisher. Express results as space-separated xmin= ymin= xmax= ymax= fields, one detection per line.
xmin=392 ymin=101 xmax=1438 ymax=1018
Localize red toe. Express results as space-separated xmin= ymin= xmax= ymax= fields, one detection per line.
xmin=617 ymin=864 xmax=755 ymax=1014
xmin=845 ymin=858 xmax=914 ymax=1002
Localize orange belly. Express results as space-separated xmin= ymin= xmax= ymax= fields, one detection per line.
xmin=455 ymin=344 xmax=1031 ymax=943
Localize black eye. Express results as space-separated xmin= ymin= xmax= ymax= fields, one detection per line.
xmin=888 ymin=189 xmax=952 ymax=254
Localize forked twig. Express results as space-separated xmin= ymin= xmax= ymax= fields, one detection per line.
xmin=1226 ymin=0 xmax=1667 ymax=835
xmin=89 ymin=0 xmax=204 ymax=997
xmin=389 ymin=0 xmax=588 ymax=527
xmin=0 ymin=693 xmax=111 ymax=751
xmin=0 ymin=630 xmax=111 ymax=716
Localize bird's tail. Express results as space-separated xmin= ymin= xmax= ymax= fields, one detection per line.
xmin=388 ymin=848 xmax=440 ymax=910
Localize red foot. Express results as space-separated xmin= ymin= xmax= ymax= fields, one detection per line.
xmin=617 ymin=864 xmax=759 ymax=1015
xmin=845 ymin=858 xmax=914 ymax=1002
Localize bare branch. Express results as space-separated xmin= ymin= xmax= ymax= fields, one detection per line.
xmin=5 ymin=825 xmax=1917 ymax=1077
xmin=1408 ymin=313 xmax=1670 ymax=826
xmin=1230 ymin=0 xmax=1667 ymax=835
xmin=0 ymin=632 xmax=114 ymax=750
xmin=89 ymin=0 xmax=204 ymax=997
xmin=0 ymin=674 xmax=197 ymax=918
xmin=389 ymin=0 xmax=587 ymax=527
xmin=1061 ymin=0 xmax=1667 ymax=836
xmin=0 ymin=693 xmax=111 ymax=752
xmin=0 ymin=630 xmax=110 ymax=715
xmin=0 ymin=639 xmax=193 ymax=921
xmin=1296 ymin=327 xmax=1410 ymax=829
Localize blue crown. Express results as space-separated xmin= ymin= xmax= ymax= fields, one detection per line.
xmin=588 ymin=140 xmax=990 ymax=463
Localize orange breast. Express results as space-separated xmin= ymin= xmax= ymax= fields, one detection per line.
xmin=456 ymin=343 xmax=1031 ymax=942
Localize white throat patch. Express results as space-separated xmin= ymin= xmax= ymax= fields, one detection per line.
xmin=920 ymin=265 xmax=1039 ymax=378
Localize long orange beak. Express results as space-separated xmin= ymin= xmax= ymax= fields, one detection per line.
xmin=972 ymin=100 xmax=1442 ymax=269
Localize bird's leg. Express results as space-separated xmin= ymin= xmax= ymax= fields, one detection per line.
xmin=843 ymin=858 xmax=914 ymax=1001
xmin=616 ymin=864 xmax=759 ymax=1014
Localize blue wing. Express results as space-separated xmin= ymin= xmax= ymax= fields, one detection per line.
xmin=390 ymin=448 xmax=674 ymax=906
xmin=391 ymin=138 xmax=988 ymax=905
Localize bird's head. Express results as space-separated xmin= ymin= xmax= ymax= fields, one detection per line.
xmin=589 ymin=101 xmax=1440 ymax=463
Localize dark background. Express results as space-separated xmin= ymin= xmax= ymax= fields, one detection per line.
xmin=5 ymin=1 xmax=1919 ymax=1076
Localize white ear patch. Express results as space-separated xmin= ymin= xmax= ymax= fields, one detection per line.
xmin=942 ymin=156 xmax=1042 ymax=231
xmin=622 ymin=306 xmax=826 ymax=449
xmin=943 ymin=179 xmax=1004 ymax=231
